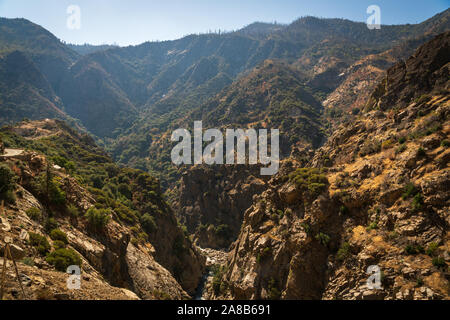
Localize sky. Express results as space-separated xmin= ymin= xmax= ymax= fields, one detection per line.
xmin=0 ymin=0 xmax=448 ymax=46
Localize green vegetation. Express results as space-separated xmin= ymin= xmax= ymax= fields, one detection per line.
xmin=44 ymin=218 xmax=58 ymax=233
xmin=172 ymin=235 xmax=186 ymax=256
xmin=315 ymin=232 xmax=330 ymax=246
xmin=288 ymin=168 xmax=328 ymax=197
xmin=300 ymin=223 xmax=311 ymax=235
xmin=267 ymin=277 xmax=281 ymax=300
xmin=28 ymin=232 xmax=51 ymax=255
xmin=426 ymin=242 xmax=439 ymax=256
xmin=405 ymin=244 xmax=424 ymax=255
xmin=366 ymin=221 xmax=378 ymax=232
xmin=359 ymin=140 xmax=381 ymax=157
xmin=381 ymin=139 xmax=395 ymax=150
xmin=402 ymin=183 xmax=418 ymax=200
xmin=339 ymin=205 xmax=349 ymax=215
xmin=26 ymin=207 xmax=42 ymax=221
xmin=141 ymin=213 xmax=157 ymax=234
xmin=0 ymin=164 xmax=16 ymax=203
xmin=66 ymin=204 xmax=80 ymax=217
xmin=52 ymin=240 xmax=66 ymax=250
xmin=85 ymin=207 xmax=111 ymax=232
xmin=49 ymin=229 xmax=68 ymax=244
xmin=20 ymin=257 xmax=34 ymax=267
xmin=337 ymin=242 xmax=351 ymax=261
xmin=211 ymin=265 xmax=227 ymax=295
xmin=411 ymin=193 xmax=424 ymax=212
xmin=432 ymin=257 xmax=446 ymax=269
xmin=417 ymin=147 xmax=426 ymax=158
xmin=396 ymin=144 xmax=407 ymax=154
xmin=46 ymin=248 xmax=82 ymax=272
xmin=441 ymin=140 xmax=449 ymax=148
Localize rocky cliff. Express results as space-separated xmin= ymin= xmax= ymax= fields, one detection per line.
xmin=0 ymin=119 xmax=205 ymax=299
xmin=215 ymin=32 xmax=449 ymax=300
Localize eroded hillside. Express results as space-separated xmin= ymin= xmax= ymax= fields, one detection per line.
xmin=0 ymin=119 xmax=205 ymax=300
xmin=212 ymin=32 xmax=449 ymax=300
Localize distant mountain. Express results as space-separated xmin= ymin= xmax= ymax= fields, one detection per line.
xmin=0 ymin=51 xmax=71 ymax=125
xmin=236 ymin=22 xmax=286 ymax=39
xmin=0 ymin=17 xmax=79 ymax=94
xmin=0 ymin=9 xmax=448 ymax=163
xmin=66 ymin=43 xmax=119 ymax=55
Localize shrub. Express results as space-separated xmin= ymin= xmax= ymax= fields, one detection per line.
xmin=29 ymin=232 xmax=51 ymax=255
xmin=66 ymin=204 xmax=80 ymax=217
xmin=85 ymin=207 xmax=111 ymax=231
xmin=351 ymin=108 xmax=360 ymax=115
xmin=44 ymin=217 xmax=58 ymax=232
xmin=288 ymin=168 xmax=328 ymax=197
xmin=366 ymin=221 xmax=378 ymax=231
xmin=53 ymin=240 xmax=66 ymax=250
xmin=426 ymin=242 xmax=439 ymax=256
xmin=47 ymin=178 xmax=66 ymax=206
xmin=26 ymin=207 xmax=42 ymax=221
xmin=172 ymin=235 xmax=186 ymax=256
xmin=405 ymin=244 xmax=424 ymax=255
xmin=411 ymin=193 xmax=424 ymax=212
xmin=0 ymin=164 xmax=16 ymax=201
xmin=212 ymin=266 xmax=227 ymax=295
xmin=267 ymin=278 xmax=281 ymax=300
xmin=46 ymin=248 xmax=82 ymax=272
xmin=432 ymin=257 xmax=446 ymax=269
xmin=416 ymin=278 xmax=424 ymax=287
xmin=301 ymin=223 xmax=311 ymax=235
xmin=402 ymin=183 xmax=418 ymax=200
xmin=337 ymin=242 xmax=351 ymax=261
xmin=50 ymin=229 xmax=68 ymax=244
xmin=141 ymin=213 xmax=157 ymax=234
xmin=21 ymin=257 xmax=34 ymax=267
xmin=398 ymin=137 xmax=407 ymax=144
xmin=118 ymin=183 xmax=132 ymax=199
xmin=417 ymin=147 xmax=426 ymax=158
xmin=339 ymin=205 xmax=349 ymax=215
xmin=359 ymin=140 xmax=381 ymax=157
xmin=440 ymin=140 xmax=449 ymax=148
xmin=315 ymin=232 xmax=330 ymax=246
xmin=396 ymin=144 xmax=407 ymax=154
xmin=0 ymin=164 xmax=15 ymax=192
xmin=381 ymin=139 xmax=395 ymax=150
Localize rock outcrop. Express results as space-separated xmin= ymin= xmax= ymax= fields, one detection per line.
xmin=217 ymin=32 xmax=449 ymax=300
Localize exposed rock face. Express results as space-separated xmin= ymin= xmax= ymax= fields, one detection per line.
xmin=0 ymin=120 xmax=205 ymax=299
xmin=0 ymin=153 xmax=194 ymax=299
xmin=174 ymin=165 xmax=269 ymax=249
xmin=218 ymin=32 xmax=450 ymax=300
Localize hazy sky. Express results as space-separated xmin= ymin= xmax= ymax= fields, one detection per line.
xmin=0 ymin=0 xmax=448 ymax=46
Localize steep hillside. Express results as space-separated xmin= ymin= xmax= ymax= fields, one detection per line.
xmin=0 ymin=18 xmax=79 ymax=95
xmin=165 ymin=61 xmax=324 ymax=248
xmin=214 ymin=32 xmax=449 ymax=300
xmin=0 ymin=119 xmax=205 ymax=299
xmin=0 ymin=51 xmax=73 ymax=125
xmin=109 ymin=10 xmax=449 ymax=179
